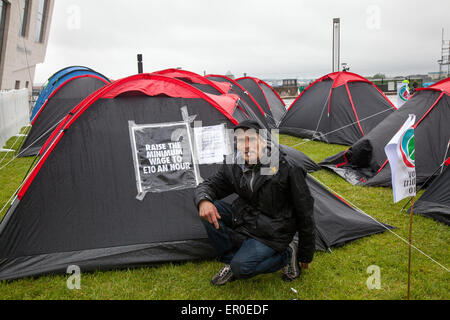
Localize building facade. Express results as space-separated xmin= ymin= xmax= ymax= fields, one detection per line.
xmin=0 ymin=0 xmax=54 ymax=92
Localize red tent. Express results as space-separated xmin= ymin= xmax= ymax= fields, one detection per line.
xmin=279 ymin=72 xmax=396 ymax=145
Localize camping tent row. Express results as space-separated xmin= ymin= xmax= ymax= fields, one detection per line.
xmin=278 ymin=72 xmax=397 ymax=146
xmin=155 ymin=70 xmax=288 ymax=128
xmin=320 ymin=78 xmax=450 ymax=187
xmin=19 ymin=67 xmax=111 ymax=157
xmin=0 ymin=72 xmax=393 ymax=281
xmin=151 ymin=69 xmax=265 ymax=127
xmin=19 ymin=68 xmax=290 ymax=159
xmin=410 ymin=157 xmax=450 ymax=226
xmin=205 ymin=74 xmax=271 ymax=129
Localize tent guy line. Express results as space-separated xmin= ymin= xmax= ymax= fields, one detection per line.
xmin=285 ymin=107 xmax=394 ymax=149
xmin=400 ymin=140 xmax=450 ymax=212
xmin=0 ymin=178 xmax=26 ymax=217
xmin=21 ymin=72 xmax=110 ymax=157
xmin=279 ymin=72 xmax=396 ymax=145
xmin=0 ymin=117 xmax=65 ymax=171
xmin=441 ymin=140 xmax=450 ymax=174
xmin=321 ymin=79 xmax=449 ymax=187
xmin=0 ymin=72 xmax=394 ymax=281
xmin=313 ymin=94 xmax=329 ymax=135
xmin=0 ymin=113 xmax=75 ymax=216
xmin=0 ymin=134 xmax=24 ymax=166
xmin=0 ymin=125 xmax=31 ymax=166
xmin=310 ymin=174 xmax=450 ymax=273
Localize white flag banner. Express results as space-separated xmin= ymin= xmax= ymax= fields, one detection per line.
xmin=384 ymin=114 xmax=417 ymax=203
xmin=397 ymin=82 xmax=410 ymax=108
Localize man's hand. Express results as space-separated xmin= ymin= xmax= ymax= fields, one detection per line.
xmin=199 ymin=200 xmax=221 ymax=230
xmin=300 ymin=263 xmax=310 ymax=270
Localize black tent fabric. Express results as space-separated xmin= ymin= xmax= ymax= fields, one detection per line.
xmin=153 ymin=69 xmax=260 ymax=126
xmin=410 ymin=161 xmax=450 ymax=225
xmin=236 ymin=77 xmax=286 ymax=128
xmin=279 ymin=72 xmax=396 ymax=145
xmin=206 ymin=75 xmax=270 ymax=129
xmin=305 ymin=175 xmax=392 ymax=250
xmin=18 ymin=73 xmax=109 ymax=157
xmin=282 ymin=148 xmax=394 ymax=251
xmin=0 ymin=74 xmax=392 ymax=281
xmin=279 ymin=145 xmax=320 ymax=173
xmin=320 ymin=78 xmax=450 ymax=187
xmin=153 ymin=69 xmax=226 ymax=95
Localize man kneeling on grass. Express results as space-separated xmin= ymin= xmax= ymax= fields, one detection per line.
xmin=194 ymin=120 xmax=315 ymax=286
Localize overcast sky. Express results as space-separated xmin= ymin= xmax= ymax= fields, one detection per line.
xmin=34 ymin=0 xmax=450 ymax=83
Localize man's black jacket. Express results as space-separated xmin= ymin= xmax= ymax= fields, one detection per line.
xmin=194 ymin=153 xmax=316 ymax=263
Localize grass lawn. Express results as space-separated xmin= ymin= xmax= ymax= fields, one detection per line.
xmin=0 ymin=132 xmax=448 ymax=300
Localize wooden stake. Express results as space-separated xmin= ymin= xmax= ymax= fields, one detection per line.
xmin=407 ymin=196 xmax=415 ymax=300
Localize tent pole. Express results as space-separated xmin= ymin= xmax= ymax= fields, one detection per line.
xmin=440 ymin=140 xmax=450 ymax=174
xmin=407 ymin=196 xmax=415 ymax=300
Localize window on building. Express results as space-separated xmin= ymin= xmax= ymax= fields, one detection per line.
xmin=35 ymin=0 xmax=48 ymax=43
xmin=0 ymin=0 xmax=7 ymax=59
xmin=15 ymin=81 xmax=21 ymax=89
xmin=19 ymin=0 xmax=30 ymax=37
xmin=25 ymin=81 xmax=29 ymax=88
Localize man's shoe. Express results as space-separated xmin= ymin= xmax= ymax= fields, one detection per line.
xmin=281 ymin=242 xmax=301 ymax=282
xmin=211 ymin=264 xmax=235 ymax=286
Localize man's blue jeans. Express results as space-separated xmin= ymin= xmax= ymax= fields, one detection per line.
xmin=201 ymin=200 xmax=291 ymax=279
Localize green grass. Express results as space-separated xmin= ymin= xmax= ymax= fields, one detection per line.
xmin=0 ymin=132 xmax=448 ymax=300
xmin=0 ymin=127 xmax=34 ymax=212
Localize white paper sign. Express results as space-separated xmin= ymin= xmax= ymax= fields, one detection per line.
xmin=397 ymin=82 xmax=410 ymax=108
xmin=194 ymin=124 xmax=230 ymax=164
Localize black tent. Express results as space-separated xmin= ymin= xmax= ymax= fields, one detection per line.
xmin=306 ymin=175 xmax=392 ymax=251
xmin=236 ymin=77 xmax=286 ymax=128
xmin=279 ymin=72 xmax=396 ymax=145
xmin=321 ymin=78 xmax=450 ymax=187
xmin=0 ymin=74 xmax=392 ymax=281
xmin=19 ymin=70 xmax=110 ymax=157
xmin=410 ymin=159 xmax=450 ymax=225
xmin=283 ymin=148 xmax=393 ymax=251
xmin=280 ymin=145 xmax=320 ymax=173
xmin=206 ymin=74 xmax=270 ymax=129
xmin=153 ymin=69 xmax=263 ymax=126
xmin=31 ymin=66 xmax=109 ymax=121
xmin=153 ymin=68 xmax=230 ymax=95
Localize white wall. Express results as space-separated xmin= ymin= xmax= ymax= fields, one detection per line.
xmin=0 ymin=89 xmax=30 ymax=149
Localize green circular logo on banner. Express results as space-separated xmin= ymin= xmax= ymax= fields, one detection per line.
xmin=399 ymin=86 xmax=409 ymax=102
xmin=400 ymin=128 xmax=415 ymax=168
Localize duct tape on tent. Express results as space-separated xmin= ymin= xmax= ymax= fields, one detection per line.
xmin=128 ymin=107 xmax=234 ymax=200
xmin=129 ymin=107 xmax=201 ymax=200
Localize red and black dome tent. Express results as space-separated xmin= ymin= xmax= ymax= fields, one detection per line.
xmin=236 ymin=77 xmax=286 ymax=128
xmin=153 ymin=69 xmax=265 ymax=127
xmin=206 ymin=74 xmax=270 ymax=129
xmin=0 ymin=74 xmax=244 ymax=280
xmin=0 ymin=74 xmax=392 ymax=280
xmin=410 ymin=158 xmax=449 ymax=225
xmin=279 ymin=72 xmax=396 ymax=145
xmin=321 ymin=78 xmax=450 ymax=187
xmin=18 ymin=70 xmax=110 ymax=157
xmin=152 ymin=68 xmax=232 ymax=95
